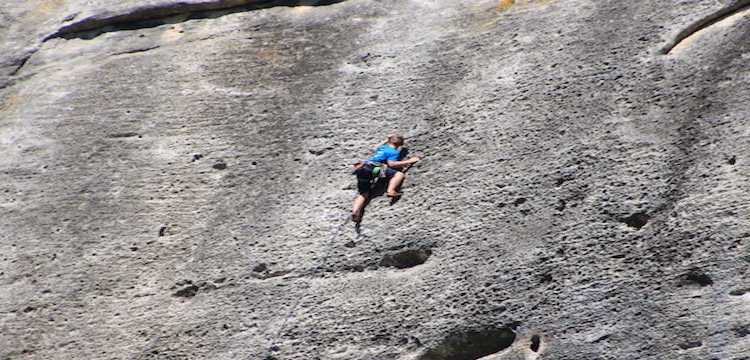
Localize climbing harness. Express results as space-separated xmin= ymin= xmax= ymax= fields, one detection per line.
xmin=351 ymin=161 xmax=390 ymax=228
xmin=353 ymin=161 xmax=389 ymax=179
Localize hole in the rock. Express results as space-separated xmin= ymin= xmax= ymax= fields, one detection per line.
xmin=380 ymin=249 xmax=432 ymax=269
xmin=555 ymin=176 xmax=572 ymax=186
xmin=417 ymin=327 xmax=516 ymax=360
xmin=253 ymin=263 xmax=267 ymax=272
xmin=108 ymin=132 xmax=139 ymax=138
xmin=729 ymin=288 xmax=749 ymax=296
xmin=622 ymin=212 xmax=649 ymax=229
xmin=679 ymin=269 xmax=713 ymax=287
xmin=173 ymin=285 xmax=199 ymax=297
xmin=733 ymin=325 xmax=749 ymax=337
xmin=593 ymin=334 xmax=610 ymax=343
xmin=530 ymin=334 xmax=540 ymax=352
xmin=728 ymin=155 xmax=737 ymax=165
xmin=513 ymin=197 xmax=527 ymax=206
xmin=538 ymin=273 xmax=552 ymax=284
xmin=346 ymin=265 xmax=364 ymax=272
xmin=678 ymin=340 xmax=702 ymax=350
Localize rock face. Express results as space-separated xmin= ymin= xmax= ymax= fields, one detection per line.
xmin=1 ymin=0 xmax=749 ymax=359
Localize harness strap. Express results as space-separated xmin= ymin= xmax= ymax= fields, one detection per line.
xmin=364 ymin=161 xmax=387 ymax=178
xmin=376 ymin=165 xmax=388 ymax=178
xmin=353 ymin=161 xmax=388 ymax=178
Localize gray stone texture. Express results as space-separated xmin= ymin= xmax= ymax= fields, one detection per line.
xmin=1 ymin=0 xmax=749 ymax=359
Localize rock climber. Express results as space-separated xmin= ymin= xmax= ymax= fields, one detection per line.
xmin=351 ymin=134 xmax=421 ymax=223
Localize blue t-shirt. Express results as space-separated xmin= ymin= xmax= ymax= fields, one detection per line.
xmin=368 ymin=145 xmax=401 ymax=165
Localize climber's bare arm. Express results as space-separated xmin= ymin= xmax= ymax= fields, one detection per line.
xmin=387 ymin=157 xmax=421 ymax=168
xmin=369 ymin=134 xmax=394 ymax=151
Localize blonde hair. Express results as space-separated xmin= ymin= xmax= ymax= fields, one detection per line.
xmin=388 ymin=135 xmax=404 ymax=147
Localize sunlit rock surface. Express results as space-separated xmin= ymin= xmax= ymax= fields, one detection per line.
xmin=1 ymin=0 xmax=749 ymax=359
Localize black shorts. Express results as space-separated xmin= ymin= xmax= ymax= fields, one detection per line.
xmin=355 ymin=164 xmax=399 ymax=194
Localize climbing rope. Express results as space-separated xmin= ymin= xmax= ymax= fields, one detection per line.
xmin=264 ymin=212 xmax=350 ymax=360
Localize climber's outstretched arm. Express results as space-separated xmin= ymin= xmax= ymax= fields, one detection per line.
xmin=369 ymin=134 xmax=394 ymax=151
xmin=387 ymin=157 xmax=421 ymax=168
